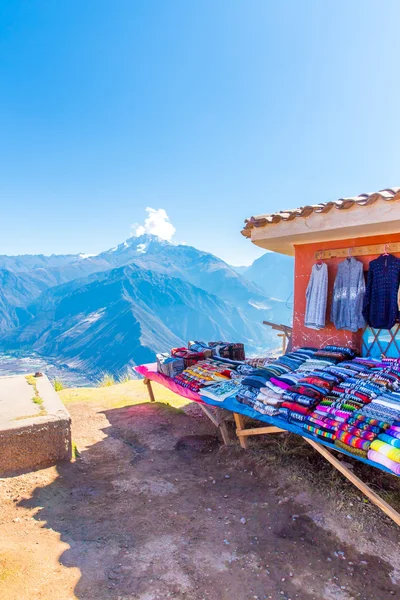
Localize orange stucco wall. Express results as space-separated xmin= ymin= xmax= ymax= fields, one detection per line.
xmin=292 ymin=232 xmax=400 ymax=352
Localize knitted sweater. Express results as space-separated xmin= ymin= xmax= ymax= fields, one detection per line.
xmin=305 ymin=263 xmax=328 ymax=330
xmin=362 ymin=255 xmax=400 ymax=330
xmin=330 ymin=257 xmax=366 ymax=332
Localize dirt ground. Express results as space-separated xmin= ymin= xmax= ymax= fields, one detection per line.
xmin=1 ymin=380 xmax=400 ymax=600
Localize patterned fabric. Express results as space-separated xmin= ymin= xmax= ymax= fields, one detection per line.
xmin=338 ymin=424 xmax=377 ymax=441
xmin=336 ymin=431 xmax=371 ymax=451
xmin=368 ymin=449 xmax=400 ymax=474
xmin=370 ymin=439 xmax=400 ymax=462
xmin=378 ymin=432 xmax=400 ymax=449
xmin=335 ymin=439 xmax=368 ymax=459
xmin=304 ymin=424 xmax=336 ymax=440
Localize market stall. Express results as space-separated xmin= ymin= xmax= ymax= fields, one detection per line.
xmin=136 ymin=187 xmax=400 ymax=526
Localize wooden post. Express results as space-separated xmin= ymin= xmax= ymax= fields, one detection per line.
xmin=214 ymin=407 xmax=231 ymax=445
xmin=234 ymin=413 xmax=249 ymax=449
xmin=277 ymin=333 xmax=286 ymax=354
xmin=143 ymin=378 xmax=155 ymax=402
xmin=304 ymin=438 xmax=400 ymax=527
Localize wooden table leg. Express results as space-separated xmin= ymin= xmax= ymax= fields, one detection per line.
xmin=234 ymin=412 xmax=249 ymax=449
xmin=214 ymin=407 xmax=231 ymax=446
xmin=304 ymin=437 xmax=400 ymax=527
xmin=143 ymin=378 xmax=155 ymax=402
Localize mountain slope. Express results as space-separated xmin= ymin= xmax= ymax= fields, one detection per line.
xmin=0 ymin=235 xmax=292 ymax=333
xmin=0 ymin=269 xmax=49 ymax=332
xmin=3 ymin=264 xmax=277 ymax=376
xmin=241 ymin=252 xmax=294 ymax=309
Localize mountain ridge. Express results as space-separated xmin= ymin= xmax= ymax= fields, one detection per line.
xmin=0 ymin=234 xmax=293 ymax=376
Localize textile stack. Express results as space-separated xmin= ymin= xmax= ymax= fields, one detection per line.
xmin=156 ymin=341 xmax=246 ymax=394
xmin=153 ymin=339 xmax=400 ymax=476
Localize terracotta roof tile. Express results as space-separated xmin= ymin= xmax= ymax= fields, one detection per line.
xmin=242 ymin=187 xmax=400 ymax=237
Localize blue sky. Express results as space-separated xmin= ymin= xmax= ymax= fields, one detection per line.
xmin=1 ymin=1 xmax=400 ymax=265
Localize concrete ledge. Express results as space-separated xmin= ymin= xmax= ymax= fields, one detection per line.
xmin=0 ymin=374 xmax=72 ymax=476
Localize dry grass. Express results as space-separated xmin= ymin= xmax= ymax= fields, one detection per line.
xmin=59 ymin=378 xmax=190 ymax=411
xmin=25 ymin=374 xmax=47 ymax=417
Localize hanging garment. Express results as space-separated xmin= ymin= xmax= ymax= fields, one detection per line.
xmin=362 ymin=254 xmax=400 ymax=329
xmin=305 ymin=262 xmax=328 ymax=329
xmin=330 ymin=257 xmax=366 ymax=332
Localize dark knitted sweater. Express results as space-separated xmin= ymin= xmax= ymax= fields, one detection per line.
xmin=362 ymin=254 xmax=400 ymax=329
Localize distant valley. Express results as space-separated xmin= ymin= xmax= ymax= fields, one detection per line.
xmin=0 ymin=235 xmax=294 ymax=380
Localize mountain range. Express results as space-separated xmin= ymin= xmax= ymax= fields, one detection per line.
xmin=0 ymin=235 xmax=294 ymax=378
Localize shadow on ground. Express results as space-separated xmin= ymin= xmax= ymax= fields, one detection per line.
xmin=18 ymin=401 xmax=400 ymax=600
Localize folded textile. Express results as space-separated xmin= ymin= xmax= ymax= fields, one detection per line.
xmin=346 ymin=418 xmax=383 ymax=433
xmin=307 ymin=414 xmax=341 ymax=430
xmin=157 ymin=353 xmax=184 ymax=377
xmin=315 ymin=405 xmax=352 ymax=421
xmin=336 ymin=431 xmax=371 ymax=451
xmin=334 ymin=439 xmax=368 ymax=459
xmin=386 ymin=427 xmax=400 ymax=439
xmin=287 ymin=385 xmax=322 ymax=399
xmin=304 ymin=424 xmax=336 ymax=440
xmin=370 ymin=439 xmax=400 ymax=462
xmin=278 ymin=407 xmax=309 ymax=425
xmin=378 ymin=432 xmax=400 ymax=449
xmin=237 ymin=395 xmax=279 ymax=416
xmin=256 ymin=392 xmax=282 ymax=406
xmin=270 ymin=377 xmax=290 ymax=390
xmin=261 ymin=381 xmax=285 ymax=394
xmin=282 ymin=392 xmax=316 ymax=408
xmin=200 ymin=378 xmax=243 ymax=402
xmin=280 ymin=401 xmax=311 ymax=415
xmin=368 ymin=449 xmax=400 ymax=475
xmin=360 ymin=403 xmax=400 ymax=421
xmin=351 ymin=414 xmax=391 ymax=429
xmin=338 ymin=424 xmax=377 ymax=441
xmin=171 ymin=347 xmax=206 ymax=367
xmin=323 ymin=345 xmax=356 ymax=358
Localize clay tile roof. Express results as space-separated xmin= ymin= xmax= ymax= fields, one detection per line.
xmin=242 ymin=187 xmax=400 ymax=237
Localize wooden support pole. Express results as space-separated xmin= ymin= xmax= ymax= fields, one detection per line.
xmin=199 ymin=403 xmax=219 ymax=427
xmin=304 ymin=438 xmax=400 ymax=527
xmin=238 ymin=425 xmax=286 ymax=437
xmin=234 ymin=413 xmax=249 ymax=449
xmin=214 ymin=407 xmax=232 ymax=446
xmin=143 ymin=378 xmax=155 ymax=402
xmin=200 ymin=404 xmax=232 ymax=445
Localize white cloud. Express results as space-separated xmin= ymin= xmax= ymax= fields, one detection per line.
xmin=132 ymin=207 xmax=176 ymax=242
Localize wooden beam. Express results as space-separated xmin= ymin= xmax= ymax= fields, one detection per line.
xmin=263 ymin=320 xmax=293 ymax=336
xmin=199 ymin=403 xmax=219 ymax=427
xmin=315 ymin=242 xmax=400 ymax=260
xmin=304 ymin=437 xmax=400 ymax=527
xmin=214 ymin=407 xmax=232 ymax=446
xmin=238 ymin=425 xmax=286 ymax=437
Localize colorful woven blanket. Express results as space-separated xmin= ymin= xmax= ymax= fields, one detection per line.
xmin=370 ymin=439 xmax=400 ymax=462
xmin=334 ymin=439 xmax=368 ymax=458
xmin=368 ymin=449 xmax=400 ymax=475
xmin=378 ymin=432 xmax=400 ymax=449
xmin=336 ymin=431 xmax=371 ymax=451
xmin=338 ymin=424 xmax=377 ymax=441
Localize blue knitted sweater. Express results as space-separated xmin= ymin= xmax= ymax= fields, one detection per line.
xmin=362 ymin=255 xmax=400 ymax=329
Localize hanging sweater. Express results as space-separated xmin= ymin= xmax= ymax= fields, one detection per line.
xmin=305 ymin=262 xmax=328 ymax=330
xmin=330 ymin=257 xmax=366 ymax=332
xmin=362 ymin=254 xmax=400 ymax=329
